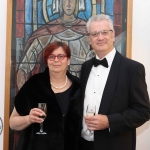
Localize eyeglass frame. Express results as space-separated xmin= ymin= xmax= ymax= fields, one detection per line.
xmin=88 ymin=30 xmax=113 ymax=38
xmin=47 ymin=54 xmax=67 ymax=61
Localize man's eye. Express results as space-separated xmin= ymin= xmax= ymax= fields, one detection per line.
xmin=102 ymin=31 xmax=108 ymax=35
xmin=92 ymin=33 xmax=97 ymax=37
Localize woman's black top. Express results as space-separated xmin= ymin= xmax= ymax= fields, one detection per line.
xmin=14 ymin=67 xmax=81 ymax=150
xmin=55 ymin=85 xmax=73 ymax=115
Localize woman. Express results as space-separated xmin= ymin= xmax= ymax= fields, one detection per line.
xmin=9 ymin=41 xmax=81 ymax=150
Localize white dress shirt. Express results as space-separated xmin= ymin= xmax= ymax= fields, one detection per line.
xmin=81 ymin=48 xmax=116 ymax=141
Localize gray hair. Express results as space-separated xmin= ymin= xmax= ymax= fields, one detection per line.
xmin=86 ymin=14 xmax=114 ymax=33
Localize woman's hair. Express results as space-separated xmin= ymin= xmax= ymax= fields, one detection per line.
xmin=86 ymin=14 xmax=114 ymax=33
xmin=44 ymin=41 xmax=71 ymax=65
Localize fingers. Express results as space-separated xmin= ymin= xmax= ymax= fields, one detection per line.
xmin=84 ymin=114 xmax=109 ymax=130
xmin=85 ymin=121 xmax=97 ymax=130
xmin=87 ymin=126 xmax=95 ymax=131
xmin=29 ymin=108 xmax=45 ymax=124
xmin=84 ymin=115 xmax=96 ymax=130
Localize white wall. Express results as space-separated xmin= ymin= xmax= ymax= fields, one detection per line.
xmin=0 ymin=0 xmax=7 ymax=150
xmin=132 ymin=0 xmax=150 ymax=149
xmin=0 ymin=0 xmax=150 ymax=149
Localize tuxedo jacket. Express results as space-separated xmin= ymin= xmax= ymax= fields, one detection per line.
xmin=80 ymin=51 xmax=150 ymax=150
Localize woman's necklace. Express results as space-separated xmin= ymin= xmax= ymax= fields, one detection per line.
xmin=50 ymin=76 xmax=67 ymax=89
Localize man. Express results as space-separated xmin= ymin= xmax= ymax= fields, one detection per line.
xmin=79 ymin=14 xmax=150 ymax=150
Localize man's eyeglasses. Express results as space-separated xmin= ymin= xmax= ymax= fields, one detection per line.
xmin=88 ymin=30 xmax=113 ymax=38
xmin=48 ymin=54 xmax=67 ymax=61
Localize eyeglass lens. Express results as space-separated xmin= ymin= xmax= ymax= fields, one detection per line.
xmin=90 ymin=30 xmax=113 ymax=37
xmin=48 ymin=54 xmax=66 ymax=61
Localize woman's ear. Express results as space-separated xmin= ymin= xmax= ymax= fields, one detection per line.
xmin=67 ymin=58 xmax=70 ymax=65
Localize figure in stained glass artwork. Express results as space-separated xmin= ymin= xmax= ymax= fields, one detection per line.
xmin=17 ymin=0 xmax=95 ymax=89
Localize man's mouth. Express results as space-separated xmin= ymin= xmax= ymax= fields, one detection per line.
xmin=97 ymin=43 xmax=105 ymax=46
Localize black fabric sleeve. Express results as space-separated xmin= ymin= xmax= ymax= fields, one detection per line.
xmin=14 ymin=78 xmax=34 ymax=116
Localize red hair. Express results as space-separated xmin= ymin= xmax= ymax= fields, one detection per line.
xmin=44 ymin=41 xmax=71 ymax=65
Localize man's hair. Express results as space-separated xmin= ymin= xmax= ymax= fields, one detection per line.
xmin=86 ymin=14 xmax=114 ymax=33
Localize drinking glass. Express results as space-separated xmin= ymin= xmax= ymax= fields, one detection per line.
xmin=83 ymin=104 xmax=96 ymax=136
xmin=36 ymin=103 xmax=47 ymax=134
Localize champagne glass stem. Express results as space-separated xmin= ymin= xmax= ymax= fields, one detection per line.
xmin=40 ymin=123 xmax=43 ymax=133
xmin=36 ymin=103 xmax=47 ymax=134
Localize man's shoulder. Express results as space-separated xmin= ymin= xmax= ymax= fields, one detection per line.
xmin=122 ymin=55 xmax=143 ymax=67
xmin=116 ymin=51 xmax=144 ymax=67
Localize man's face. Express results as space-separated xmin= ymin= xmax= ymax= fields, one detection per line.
xmin=88 ymin=20 xmax=115 ymax=58
xmin=63 ymin=0 xmax=76 ymax=16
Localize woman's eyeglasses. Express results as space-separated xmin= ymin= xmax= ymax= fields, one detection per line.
xmin=48 ymin=54 xmax=67 ymax=61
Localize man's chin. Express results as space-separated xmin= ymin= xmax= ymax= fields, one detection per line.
xmin=95 ymin=47 xmax=105 ymax=52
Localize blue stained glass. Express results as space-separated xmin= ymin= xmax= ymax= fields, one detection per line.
xmin=47 ymin=0 xmax=52 ymax=6
xmin=47 ymin=6 xmax=52 ymax=17
xmin=47 ymin=0 xmax=53 ymax=18
xmin=78 ymin=0 xmax=92 ymax=20
xmin=38 ymin=1 xmax=46 ymax=25
xmin=78 ymin=12 xmax=87 ymax=21
xmin=37 ymin=24 xmax=42 ymax=28
xmin=25 ymin=0 xmax=32 ymax=23
xmin=85 ymin=0 xmax=92 ymax=19
xmin=25 ymin=25 xmax=32 ymax=41
xmin=47 ymin=0 xmax=59 ymax=21
xmin=96 ymin=4 xmax=101 ymax=14
xmin=50 ymin=14 xmax=59 ymax=21
xmin=106 ymin=0 xmax=114 ymax=15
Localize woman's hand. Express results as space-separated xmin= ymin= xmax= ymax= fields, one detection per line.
xmin=9 ymin=107 xmax=46 ymax=131
xmin=29 ymin=108 xmax=46 ymax=124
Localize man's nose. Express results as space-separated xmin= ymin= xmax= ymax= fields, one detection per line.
xmin=97 ymin=32 xmax=104 ymax=40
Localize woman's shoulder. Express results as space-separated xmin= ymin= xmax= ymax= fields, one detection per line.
xmin=67 ymin=71 xmax=80 ymax=83
xmin=19 ymin=68 xmax=48 ymax=92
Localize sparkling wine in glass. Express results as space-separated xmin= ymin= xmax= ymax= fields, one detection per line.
xmin=36 ymin=103 xmax=47 ymax=135
xmin=83 ymin=104 xmax=96 ymax=136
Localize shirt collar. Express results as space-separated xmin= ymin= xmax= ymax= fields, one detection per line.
xmin=95 ymin=48 xmax=116 ymax=68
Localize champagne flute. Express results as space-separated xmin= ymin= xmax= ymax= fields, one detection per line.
xmin=83 ymin=104 xmax=96 ymax=136
xmin=36 ymin=103 xmax=47 ymax=134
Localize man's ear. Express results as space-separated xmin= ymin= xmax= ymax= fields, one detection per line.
xmin=88 ymin=36 xmax=91 ymax=44
xmin=113 ymin=31 xmax=115 ymax=42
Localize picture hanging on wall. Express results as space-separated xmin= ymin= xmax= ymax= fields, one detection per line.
xmin=4 ymin=0 xmax=133 ymax=149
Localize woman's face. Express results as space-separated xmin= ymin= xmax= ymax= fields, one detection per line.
xmin=47 ymin=47 xmax=70 ymax=74
xmin=63 ymin=0 xmax=76 ymax=16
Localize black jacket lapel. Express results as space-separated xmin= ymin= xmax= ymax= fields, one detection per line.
xmin=99 ymin=51 xmax=122 ymax=114
xmin=80 ymin=59 xmax=93 ymax=100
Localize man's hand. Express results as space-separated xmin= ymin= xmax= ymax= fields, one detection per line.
xmin=84 ymin=114 xmax=109 ymax=131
